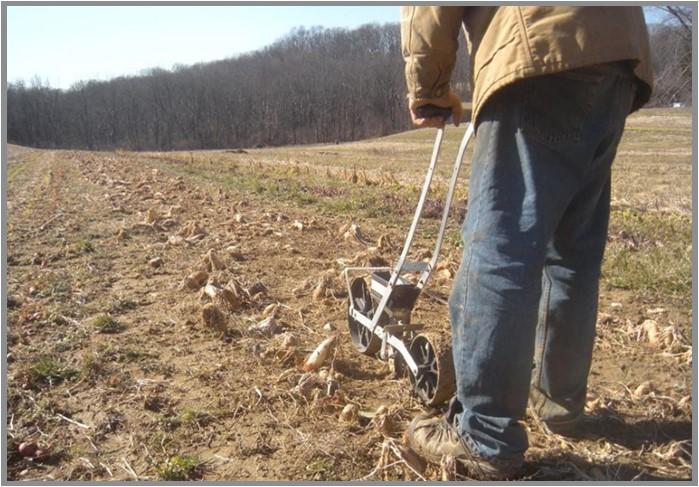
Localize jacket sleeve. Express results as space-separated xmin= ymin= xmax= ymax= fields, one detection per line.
xmin=401 ymin=6 xmax=465 ymax=107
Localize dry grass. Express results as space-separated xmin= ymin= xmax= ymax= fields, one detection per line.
xmin=5 ymin=108 xmax=692 ymax=481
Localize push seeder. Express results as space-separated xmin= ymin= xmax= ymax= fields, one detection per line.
xmin=344 ymin=106 xmax=474 ymax=406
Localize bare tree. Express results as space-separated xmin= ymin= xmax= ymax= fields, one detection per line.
xmin=658 ymin=6 xmax=692 ymax=40
xmin=649 ymin=6 xmax=692 ymax=105
xmin=0 ymin=23 xmax=457 ymax=150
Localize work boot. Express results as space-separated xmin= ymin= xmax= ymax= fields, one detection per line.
xmin=539 ymin=413 xmax=584 ymax=437
xmin=529 ymin=387 xmax=584 ymax=437
xmin=406 ymin=413 xmax=524 ymax=480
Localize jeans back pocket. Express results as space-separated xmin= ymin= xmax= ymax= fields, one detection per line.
xmin=521 ymin=69 xmax=605 ymax=146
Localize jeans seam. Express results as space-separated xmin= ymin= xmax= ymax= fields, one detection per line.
xmin=462 ymin=123 xmax=495 ymax=322
xmin=534 ymin=266 xmax=553 ymax=395
xmin=453 ymin=122 xmax=494 ymax=459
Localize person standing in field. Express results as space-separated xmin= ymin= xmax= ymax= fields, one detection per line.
xmin=401 ymin=6 xmax=652 ymax=479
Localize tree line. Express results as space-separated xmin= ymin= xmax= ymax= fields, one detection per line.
xmin=6 ymin=12 xmax=691 ymax=151
xmin=648 ymin=7 xmax=692 ymax=106
xmin=6 ymin=24 xmax=468 ymax=151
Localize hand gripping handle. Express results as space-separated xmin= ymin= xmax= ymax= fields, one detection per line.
xmin=415 ymin=104 xmax=452 ymax=121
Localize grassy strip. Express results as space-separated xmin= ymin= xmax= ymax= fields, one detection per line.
xmin=150 ymin=155 xmax=691 ymax=306
xmin=151 ymin=156 xmax=428 ymax=220
xmin=602 ymin=209 xmax=691 ymax=303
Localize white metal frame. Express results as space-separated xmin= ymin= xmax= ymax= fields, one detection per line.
xmin=344 ymin=123 xmax=475 ymax=374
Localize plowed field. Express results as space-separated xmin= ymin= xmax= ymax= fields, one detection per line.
xmin=5 ymin=108 xmax=692 ymax=480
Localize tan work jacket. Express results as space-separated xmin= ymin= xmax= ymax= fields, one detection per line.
xmin=401 ymin=6 xmax=653 ymax=123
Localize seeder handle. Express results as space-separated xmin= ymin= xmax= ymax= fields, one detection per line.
xmin=418 ymin=122 xmax=474 ymax=289
xmin=415 ymin=104 xmax=452 ymax=121
xmin=391 ymin=129 xmax=444 ymax=281
xmin=368 ymin=127 xmax=445 ymax=335
xmin=367 ymin=123 xmax=473 ymax=337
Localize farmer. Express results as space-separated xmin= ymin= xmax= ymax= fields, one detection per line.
xmin=401 ymin=6 xmax=652 ymax=479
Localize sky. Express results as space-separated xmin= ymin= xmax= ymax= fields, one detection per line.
xmin=7 ymin=5 xmax=664 ymax=90
xmin=7 ymin=5 xmax=400 ymax=89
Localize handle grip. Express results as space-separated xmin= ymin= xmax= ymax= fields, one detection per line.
xmin=415 ymin=104 xmax=452 ymax=121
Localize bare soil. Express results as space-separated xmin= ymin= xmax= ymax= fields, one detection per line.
xmin=5 ymin=108 xmax=693 ymax=480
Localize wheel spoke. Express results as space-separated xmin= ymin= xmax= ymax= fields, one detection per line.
xmin=410 ymin=335 xmax=441 ymax=404
xmin=347 ymin=278 xmax=379 ymax=355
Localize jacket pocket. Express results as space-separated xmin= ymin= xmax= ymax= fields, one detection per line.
xmin=521 ymin=69 xmax=604 ymax=146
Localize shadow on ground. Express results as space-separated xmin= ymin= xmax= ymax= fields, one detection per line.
xmin=524 ymin=410 xmax=691 ymax=481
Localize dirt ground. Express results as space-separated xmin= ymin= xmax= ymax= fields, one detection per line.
xmin=4 ymin=108 xmax=693 ymax=480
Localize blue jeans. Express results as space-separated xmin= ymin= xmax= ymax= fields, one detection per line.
xmin=447 ymin=62 xmax=637 ymax=459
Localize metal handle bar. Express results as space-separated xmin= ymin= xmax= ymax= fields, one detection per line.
xmin=418 ymin=122 xmax=474 ymax=288
xmin=366 ymin=128 xmax=444 ymax=336
xmin=367 ymin=123 xmax=473 ymax=335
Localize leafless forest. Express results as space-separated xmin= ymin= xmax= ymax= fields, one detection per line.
xmin=7 ymin=8 xmax=691 ymax=151
xmin=6 ymin=24 xmax=468 ymax=151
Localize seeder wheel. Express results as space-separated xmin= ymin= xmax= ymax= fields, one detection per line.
xmin=347 ymin=277 xmax=380 ymax=355
xmin=409 ymin=332 xmax=455 ymax=406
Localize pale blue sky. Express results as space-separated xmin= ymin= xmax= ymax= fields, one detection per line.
xmin=7 ymin=5 xmax=400 ymax=88
xmin=7 ymin=5 xmax=664 ymax=90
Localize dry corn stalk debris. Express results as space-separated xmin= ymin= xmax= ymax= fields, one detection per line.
xmin=180 ymin=270 xmax=209 ymax=290
xmin=636 ymin=319 xmax=686 ymax=351
xmin=338 ymin=222 xmax=371 ymax=246
xmin=248 ymin=316 xmax=283 ymax=337
xmin=201 ymin=303 xmax=226 ymax=332
xmin=178 ymin=220 xmax=207 ymax=239
xmin=303 ymin=335 xmax=337 ymax=372
xmin=6 ymin=120 xmax=691 ymax=481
